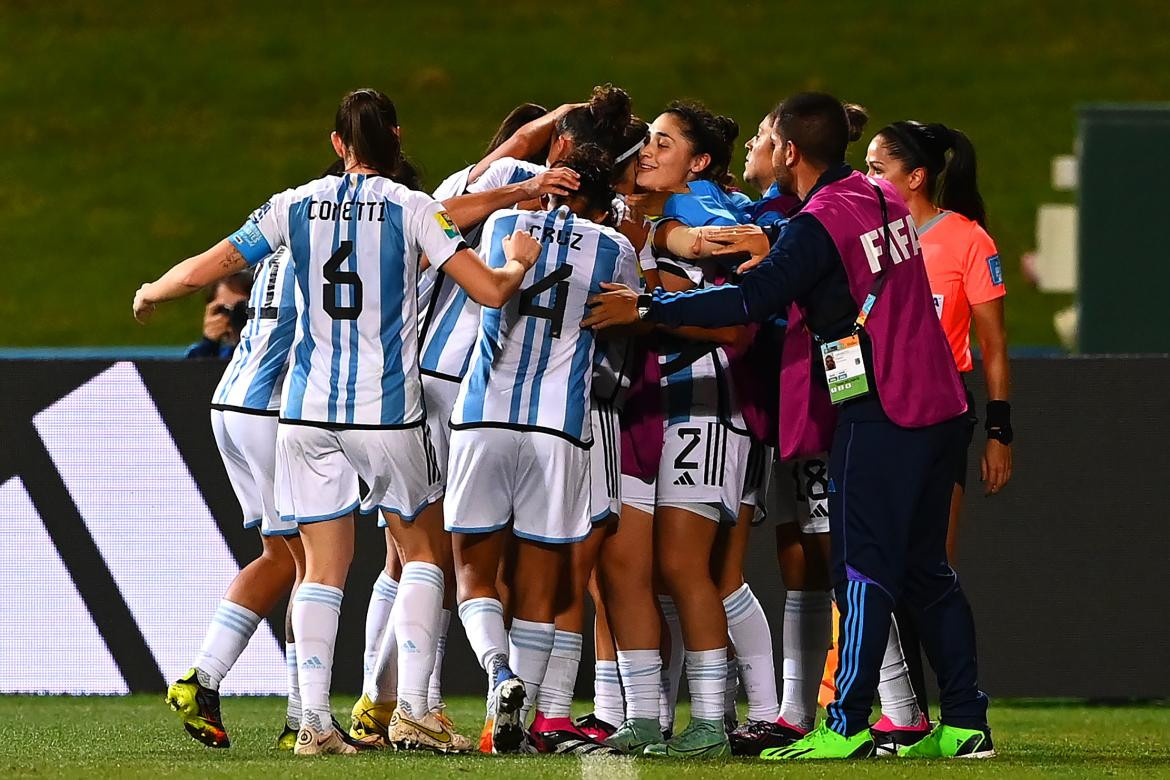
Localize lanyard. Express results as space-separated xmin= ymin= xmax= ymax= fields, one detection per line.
xmin=853 ymin=183 xmax=892 ymax=332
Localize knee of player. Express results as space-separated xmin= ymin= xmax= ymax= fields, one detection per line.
xmin=656 ymin=549 xmax=703 ymax=591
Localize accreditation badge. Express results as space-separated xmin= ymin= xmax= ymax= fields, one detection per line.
xmin=820 ymin=334 xmax=870 ymax=403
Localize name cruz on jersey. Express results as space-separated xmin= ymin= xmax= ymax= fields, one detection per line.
xmin=228 ymin=173 xmax=467 ymax=428
xmin=452 ymin=206 xmax=635 ymax=446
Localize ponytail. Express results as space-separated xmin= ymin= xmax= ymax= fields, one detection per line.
xmin=936 ymin=128 xmax=986 ymax=227
xmin=334 ymin=88 xmax=414 ymax=185
xmin=879 ymin=120 xmax=986 ymax=226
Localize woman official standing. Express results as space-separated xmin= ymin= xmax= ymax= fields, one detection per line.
xmin=865 ymin=121 xmax=1012 ymax=534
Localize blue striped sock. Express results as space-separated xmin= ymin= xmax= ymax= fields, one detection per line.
xmin=194 ymin=599 xmax=262 ymax=689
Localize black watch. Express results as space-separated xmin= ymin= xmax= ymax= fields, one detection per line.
xmin=636 ymin=293 xmax=653 ymax=320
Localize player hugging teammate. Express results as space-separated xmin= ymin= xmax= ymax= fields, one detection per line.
xmin=133 ymin=85 xmax=1009 ymax=761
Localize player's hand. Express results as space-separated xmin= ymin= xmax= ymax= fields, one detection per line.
xmin=703 ymin=225 xmax=771 ymax=272
xmin=133 ymin=283 xmax=157 ymax=324
xmin=522 ymin=168 xmax=580 ymax=199
xmin=582 ymin=282 xmax=639 ymax=329
xmin=502 ymin=230 xmax=542 ymax=270
xmin=202 ymin=301 xmax=231 ymax=342
xmin=981 ymin=438 xmax=1012 ymax=496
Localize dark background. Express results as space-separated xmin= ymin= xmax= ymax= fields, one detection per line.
xmin=2 ymin=357 xmax=1168 ymax=699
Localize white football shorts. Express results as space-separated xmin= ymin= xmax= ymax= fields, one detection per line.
xmin=768 ymin=455 xmax=831 ymax=534
xmin=274 ymin=422 xmax=443 ymax=526
xmin=421 ymin=374 xmax=460 ymax=485
xmin=211 ymin=409 xmax=296 ymax=536
xmin=620 ymin=473 xmax=656 ymax=517
xmin=741 ymin=441 xmax=774 ymax=525
xmin=445 ymin=427 xmax=591 ymax=544
xmin=656 ymin=419 xmax=750 ymax=524
xmin=590 ymin=401 xmax=622 ymax=524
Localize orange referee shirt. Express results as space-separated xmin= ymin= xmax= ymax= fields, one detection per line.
xmin=918 ymin=210 xmax=1006 ymax=373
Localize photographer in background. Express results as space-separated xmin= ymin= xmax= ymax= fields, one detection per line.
xmin=186 ymin=272 xmax=253 ymax=359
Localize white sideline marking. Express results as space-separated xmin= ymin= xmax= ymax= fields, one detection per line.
xmin=581 ymin=754 xmax=637 ymax=780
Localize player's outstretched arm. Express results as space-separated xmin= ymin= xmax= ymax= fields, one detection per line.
xmin=133 ymin=239 xmax=247 ymax=323
xmin=442 ymin=168 xmax=580 ymax=232
xmin=442 ymin=231 xmax=541 ymax=309
xmin=467 ymin=103 xmax=585 ymax=184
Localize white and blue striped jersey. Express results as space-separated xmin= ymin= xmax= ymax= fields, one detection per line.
xmin=419 ymin=158 xmax=545 ymax=382
xmin=416 ymin=165 xmax=473 ymax=325
xmin=590 ymin=236 xmax=641 ymax=409
xmin=228 ymin=173 xmax=467 ymax=427
xmin=210 ymin=247 xmax=296 ymax=412
xmin=452 ymin=206 xmax=635 ymax=446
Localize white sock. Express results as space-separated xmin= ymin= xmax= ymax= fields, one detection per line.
xmin=685 ymin=648 xmax=727 ymax=722
xmin=194 ymin=599 xmax=262 ymax=690
xmin=291 ymin=583 xmax=343 ymax=731
xmin=779 ymin=590 xmax=832 ymax=732
xmin=285 ymin=643 xmax=301 ymax=729
xmin=593 ymin=660 xmax=625 ymax=725
xmin=393 ymin=562 xmax=444 ymax=717
xmin=877 ymin=617 xmax=923 ymax=728
xmin=537 ymin=630 xmax=582 ymax=719
xmin=427 ymin=608 xmax=451 ymax=711
xmin=371 ymin=623 xmax=398 ymax=704
xmin=724 ymin=583 xmax=780 ymax=722
xmin=362 ymin=572 xmax=398 ymax=700
xmin=508 ymin=618 xmax=555 ymax=724
xmin=616 ymin=649 xmax=660 ymax=721
xmin=459 ymin=597 xmax=509 ymax=674
xmin=658 ymin=595 xmax=684 ymax=730
xmin=724 ymin=653 xmax=740 ymax=721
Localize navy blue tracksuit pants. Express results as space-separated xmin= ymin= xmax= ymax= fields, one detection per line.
xmin=824 ymin=397 xmax=988 ymax=736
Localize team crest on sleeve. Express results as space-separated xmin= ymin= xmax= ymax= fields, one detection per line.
xmin=434 ymin=210 xmax=460 ymax=239
xmin=987 ymin=254 xmax=1004 ymax=286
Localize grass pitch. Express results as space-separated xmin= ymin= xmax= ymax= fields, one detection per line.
xmin=1 ymin=696 xmax=1168 ymax=778
xmin=4 ymin=2 xmax=1169 ymax=348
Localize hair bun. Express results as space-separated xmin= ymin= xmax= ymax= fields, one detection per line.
xmin=589 ymin=83 xmax=633 ymax=131
xmin=843 ymin=102 xmax=869 ymax=143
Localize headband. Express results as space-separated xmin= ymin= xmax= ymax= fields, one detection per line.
xmin=615 ymin=137 xmax=646 ymax=164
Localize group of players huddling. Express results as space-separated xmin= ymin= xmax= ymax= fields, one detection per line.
xmin=133 ymin=83 xmax=1011 ymax=761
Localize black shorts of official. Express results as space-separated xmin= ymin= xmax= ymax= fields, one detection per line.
xmin=955 ymin=385 xmax=977 ymax=491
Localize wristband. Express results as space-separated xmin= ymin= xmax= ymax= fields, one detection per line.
xmin=985 ymin=400 xmax=1013 ymax=445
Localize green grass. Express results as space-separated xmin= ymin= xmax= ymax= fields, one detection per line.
xmin=1 ymin=696 xmax=1168 ymax=778
xmin=1 ymin=1 xmax=1168 ymax=348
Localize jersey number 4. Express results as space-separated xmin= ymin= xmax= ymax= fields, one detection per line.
xmin=518 ymin=263 xmax=573 ymax=338
xmin=323 ymin=240 xmax=363 ymax=320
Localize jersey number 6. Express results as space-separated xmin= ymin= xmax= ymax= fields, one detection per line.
xmin=323 ymin=240 xmax=363 ymax=320
xmin=518 ymin=263 xmax=573 ymax=338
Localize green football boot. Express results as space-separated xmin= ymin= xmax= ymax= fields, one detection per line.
xmin=899 ymin=723 xmax=996 ymax=759
xmin=165 ymin=668 xmax=230 ymax=748
xmin=605 ymin=718 xmax=663 ymax=754
xmin=759 ymin=723 xmax=874 ymax=760
xmin=642 ymin=717 xmax=730 ymax=759
xmin=275 ymin=722 xmax=298 ymax=751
